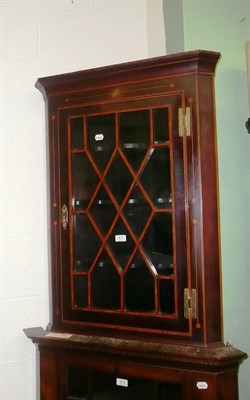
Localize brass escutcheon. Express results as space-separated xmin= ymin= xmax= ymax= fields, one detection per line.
xmin=61 ymin=204 xmax=68 ymax=230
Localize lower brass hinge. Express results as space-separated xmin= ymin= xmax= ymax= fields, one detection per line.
xmin=184 ymin=288 xmax=197 ymax=319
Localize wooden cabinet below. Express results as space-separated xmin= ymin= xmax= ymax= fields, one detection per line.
xmin=25 ymin=327 xmax=246 ymax=400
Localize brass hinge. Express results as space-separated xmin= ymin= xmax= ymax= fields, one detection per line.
xmin=178 ymin=107 xmax=191 ymax=137
xmin=184 ymin=288 xmax=197 ymax=319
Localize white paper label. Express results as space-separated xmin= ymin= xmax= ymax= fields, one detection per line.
xmin=115 ymin=234 xmax=127 ymax=242
xmin=116 ymin=378 xmax=128 ymax=387
xmin=95 ymin=133 xmax=104 ymax=141
xmin=196 ymin=382 xmax=208 ymax=390
xmin=46 ymin=332 xmax=72 ymax=339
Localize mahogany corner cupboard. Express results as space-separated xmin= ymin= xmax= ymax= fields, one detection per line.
xmin=24 ymin=50 xmax=247 ymax=400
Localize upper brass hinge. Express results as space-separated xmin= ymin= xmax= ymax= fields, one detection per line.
xmin=184 ymin=288 xmax=197 ymax=319
xmin=178 ymin=107 xmax=191 ymax=137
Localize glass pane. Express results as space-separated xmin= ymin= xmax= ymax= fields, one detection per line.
xmin=89 ymin=185 xmax=117 ymax=236
xmin=142 ymin=213 xmax=173 ymax=275
xmin=158 ymin=382 xmax=182 ymax=399
xmin=74 ymin=276 xmax=88 ymax=308
xmin=149 ymin=252 xmax=173 ymax=276
xmin=71 ymin=117 xmax=84 ymax=150
xmin=123 ymin=185 xmax=152 ymax=238
xmin=91 ymin=251 xmax=120 ymax=309
xmin=158 ymin=279 xmax=175 ymax=314
xmin=140 ymin=147 xmax=171 ymax=209
xmin=153 ymin=108 xmax=169 ymax=142
xmin=92 ymin=372 xmax=156 ymax=400
xmin=91 ymin=371 xmax=115 ymax=398
xmin=108 ymin=218 xmax=135 ymax=270
xmin=125 ymin=253 xmax=155 ymax=312
xmin=73 ymin=215 xmax=101 ymax=272
xmin=119 ymin=110 xmax=150 ymax=172
xmin=67 ymin=368 xmax=182 ymax=400
xmin=87 ymin=114 xmax=115 ymax=172
xmin=72 ymin=153 xmax=99 ymax=211
xmin=105 ymin=153 xmax=133 ymax=205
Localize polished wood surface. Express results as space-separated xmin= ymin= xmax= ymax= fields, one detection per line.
xmin=25 ymin=327 xmax=246 ymax=400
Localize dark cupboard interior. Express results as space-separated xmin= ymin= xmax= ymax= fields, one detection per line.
xmin=67 ymin=368 xmax=181 ymax=400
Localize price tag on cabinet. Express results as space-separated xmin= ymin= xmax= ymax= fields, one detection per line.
xmin=95 ymin=133 xmax=104 ymax=141
xmin=115 ymin=234 xmax=127 ymax=242
xmin=196 ymin=381 xmax=208 ymax=390
xmin=116 ymin=378 xmax=128 ymax=387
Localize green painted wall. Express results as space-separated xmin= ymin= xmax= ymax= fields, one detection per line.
xmin=183 ymin=1 xmax=250 ymax=399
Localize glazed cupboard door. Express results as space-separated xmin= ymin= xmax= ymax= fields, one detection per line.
xmin=54 ymin=92 xmax=194 ymax=340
